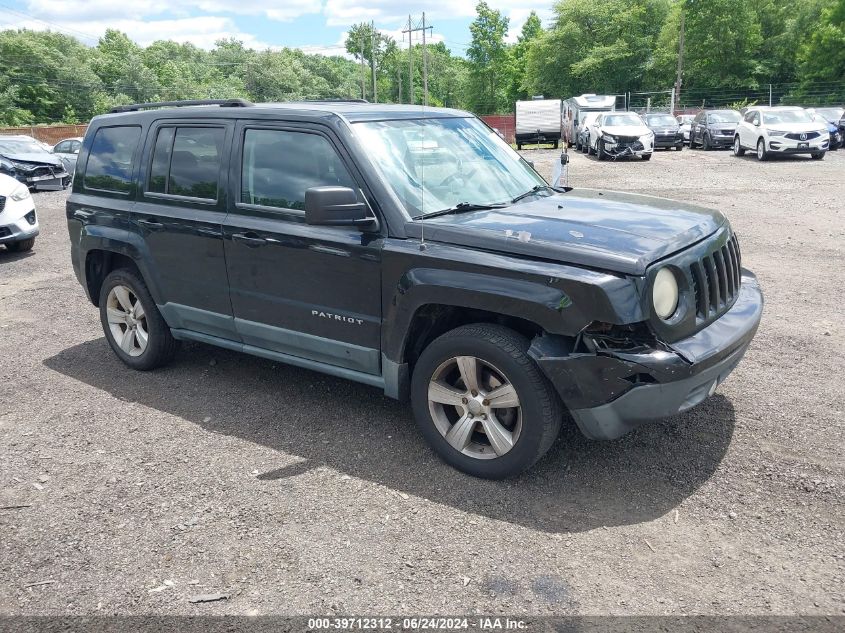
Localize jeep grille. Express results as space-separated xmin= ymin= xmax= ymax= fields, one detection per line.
xmin=689 ymin=233 xmax=742 ymax=320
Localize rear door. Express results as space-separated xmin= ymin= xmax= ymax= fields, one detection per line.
xmin=134 ymin=119 xmax=236 ymax=339
xmin=222 ymin=120 xmax=382 ymax=375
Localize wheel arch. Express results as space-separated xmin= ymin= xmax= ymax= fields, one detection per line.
xmin=80 ymin=226 xmax=161 ymax=307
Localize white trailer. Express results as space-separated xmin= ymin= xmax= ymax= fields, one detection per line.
xmin=515 ymin=99 xmax=562 ymax=149
xmin=562 ymin=94 xmax=617 ymax=146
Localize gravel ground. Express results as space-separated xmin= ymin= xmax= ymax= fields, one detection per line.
xmin=1 ymin=146 xmax=843 ymax=617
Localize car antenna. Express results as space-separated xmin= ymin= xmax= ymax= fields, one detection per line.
xmin=419 ymin=98 xmax=427 ymax=251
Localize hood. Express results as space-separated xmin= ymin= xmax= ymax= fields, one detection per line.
xmin=1 ymin=152 xmax=64 ymax=168
xmin=406 ymin=189 xmax=726 ymax=275
xmin=602 ymin=124 xmax=651 ymax=137
xmin=770 ymin=122 xmax=828 ymax=134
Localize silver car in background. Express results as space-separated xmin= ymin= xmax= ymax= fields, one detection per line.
xmin=53 ymin=137 xmax=83 ymax=176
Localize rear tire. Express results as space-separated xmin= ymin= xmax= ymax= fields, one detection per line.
xmin=411 ymin=324 xmax=562 ymax=479
xmin=5 ymin=238 xmax=35 ymax=252
xmin=99 ymin=268 xmax=179 ymax=371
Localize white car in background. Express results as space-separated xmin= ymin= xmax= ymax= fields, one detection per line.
xmin=0 ymin=172 xmax=38 ymax=252
xmin=587 ymin=111 xmax=654 ymax=160
xmin=734 ymin=106 xmax=829 ymax=161
xmin=676 ymin=114 xmax=695 ymax=143
xmin=574 ymin=111 xmax=601 ymax=153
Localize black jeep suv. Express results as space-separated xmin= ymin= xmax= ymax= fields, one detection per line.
xmin=67 ymin=99 xmax=763 ymax=479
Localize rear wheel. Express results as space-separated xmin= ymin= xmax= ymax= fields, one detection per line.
xmin=99 ymin=269 xmax=179 ymax=371
xmin=733 ymin=136 xmax=746 ymax=157
xmin=5 ymin=238 xmax=35 ymax=252
xmin=756 ymin=138 xmax=768 ymax=161
xmin=411 ymin=324 xmax=562 ymax=479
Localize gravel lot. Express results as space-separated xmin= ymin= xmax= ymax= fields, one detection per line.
xmin=1 ymin=146 xmax=843 ymax=618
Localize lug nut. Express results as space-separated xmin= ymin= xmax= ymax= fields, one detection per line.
xmin=481 ymin=413 xmax=487 ymax=420
xmin=471 ymin=390 xmax=478 ymax=397
xmin=461 ymin=397 xmax=468 ymax=404
xmin=482 ymin=399 xmax=489 ymax=406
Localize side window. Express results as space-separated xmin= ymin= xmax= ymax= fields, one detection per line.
xmin=84 ymin=126 xmax=141 ymax=193
xmin=240 ymin=128 xmax=355 ymax=211
xmin=55 ymin=141 xmax=69 ymax=153
xmin=147 ymin=126 xmax=224 ymax=200
xmin=70 ymin=140 xmax=82 ymax=153
xmin=744 ymin=111 xmax=756 ymax=124
xmin=752 ymin=113 xmax=761 ymax=126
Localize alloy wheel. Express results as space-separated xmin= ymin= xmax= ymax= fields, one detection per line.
xmin=106 ymin=284 xmax=149 ymax=357
xmin=427 ymin=355 xmax=522 ymax=460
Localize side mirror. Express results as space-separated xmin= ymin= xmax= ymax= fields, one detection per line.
xmin=304 ymin=186 xmax=375 ymax=229
xmin=527 ymin=160 xmax=535 ymax=169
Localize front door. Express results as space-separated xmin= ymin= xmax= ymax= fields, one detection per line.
xmin=134 ymin=120 xmax=235 ymax=339
xmin=222 ymin=121 xmax=382 ymax=375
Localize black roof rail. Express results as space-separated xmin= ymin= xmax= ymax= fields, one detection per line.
xmin=109 ymin=98 xmax=253 ymax=113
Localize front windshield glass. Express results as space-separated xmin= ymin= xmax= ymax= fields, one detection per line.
xmin=763 ymin=110 xmax=812 ymax=125
xmin=0 ymin=138 xmax=46 ymax=154
xmin=602 ymin=114 xmax=643 ymax=126
xmin=815 ymin=107 xmax=843 ymax=121
xmin=353 ymin=117 xmax=546 ymax=217
xmin=707 ymin=111 xmax=741 ymax=123
xmin=646 ymin=114 xmax=677 ymax=126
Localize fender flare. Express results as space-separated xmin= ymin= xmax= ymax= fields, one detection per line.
xmin=79 ymin=225 xmax=164 ymax=305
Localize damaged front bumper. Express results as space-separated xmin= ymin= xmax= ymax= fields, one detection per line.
xmin=532 ymin=270 xmax=763 ymax=440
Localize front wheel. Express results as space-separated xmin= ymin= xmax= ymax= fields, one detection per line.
xmin=99 ymin=269 xmax=179 ymax=371
xmin=411 ymin=324 xmax=562 ymax=479
xmin=5 ymin=238 xmax=35 ymax=252
xmin=756 ymin=138 xmax=768 ymax=161
xmin=811 ymin=151 xmax=826 ymax=160
xmin=702 ymin=133 xmax=711 ymax=150
xmin=733 ymin=136 xmax=746 ymax=157
xmin=597 ymin=139 xmax=607 ymax=160
xmin=641 ymin=153 xmax=652 ymax=161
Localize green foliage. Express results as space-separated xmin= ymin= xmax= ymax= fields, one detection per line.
xmin=467 ymin=1 xmax=511 ymax=114
xmin=0 ymin=0 xmax=842 ymax=124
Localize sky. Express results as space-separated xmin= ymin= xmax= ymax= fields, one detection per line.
xmin=0 ymin=0 xmax=555 ymax=57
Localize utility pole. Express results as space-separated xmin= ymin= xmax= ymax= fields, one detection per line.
xmin=371 ymin=21 xmax=377 ymax=103
xmin=421 ymin=12 xmax=429 ymax=106
xmin=359 ymin=31 xmax=366 ymax=100
xmin=674 ymin=5 xmax=685 ymax=114
xmin=403 ymin=15 xmax=414 ymax=105
xmin=403 ymin=15 xmax=433 ymax=106
xmin=397 ymin=66 xmax=402 ymax=103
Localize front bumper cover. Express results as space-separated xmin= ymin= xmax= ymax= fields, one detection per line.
xmin=533 ymin=270 xmax=763 ymax=440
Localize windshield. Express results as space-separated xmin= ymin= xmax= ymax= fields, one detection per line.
xmin=645 ymin=114 xmax=677 ymax=126
xmin=763 ymin=110 xmax=812 ymax=125
xmin=707 ymin=111 xmax=741 ymax=123
xmin=815 ymin=107 xmax=843 ymax=122
xmin=0 ymin=138 xmax=47 ymax=154
xmin=602 ymin=114 xmax=643 ymax=127
xmin=353 ymin=117 xmax=546 ymax=217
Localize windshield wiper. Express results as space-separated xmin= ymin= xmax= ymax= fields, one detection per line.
xmin=511 ymin=184 xmax=565 ymax=204
xmin=413 ymin=201 xmax=507 ymax=220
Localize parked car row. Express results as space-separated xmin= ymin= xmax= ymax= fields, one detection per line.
xmin=574 ymin=110 xmax=682 ymax=160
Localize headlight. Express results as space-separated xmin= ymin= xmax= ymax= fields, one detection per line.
xmin=602 ymin=134 xmax=617 ymax=143
xmin=767 ymin=129 xmax=787 ymax=137
xmin=10 ymin=184 xmax=31 ymax=201
xmin=652 ymin=267 xmax=679 ymax=320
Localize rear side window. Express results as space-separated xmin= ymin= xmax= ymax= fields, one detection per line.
xmin=84 ymin=126 xmax=141 ymax=193
xmin=148 ymin=126 xmax=224 ymax=200
xmin=240 ymin=128 xmax=355 ymax=210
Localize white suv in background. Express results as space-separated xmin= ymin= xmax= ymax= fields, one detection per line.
xmin=0 ymin=172 xmax=38 ymax=252
xmin=734 ymin=106 xmax=829 ymax=161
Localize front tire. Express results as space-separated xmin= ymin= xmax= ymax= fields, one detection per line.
xmin=5 ymin=238 xmax=35 ymax=252
xmin=811 ymin=151 xmax=826 ymax=160
xmin=411 ymin=324 xmax=562 ymax=479
xmin=756 ymin=138 xmax=768 ymax=161
xmin=702 ymin=133 xmax=711 ymax=150
xmin=733 ymin=136 xmax=746 ymax=157
xmin=99 ymin=269 xmax=179 ymax=371
xmin=597 ymin=139 xmax=607 ymax=160
xmin=641 ymin=153 xmax=652 ymax=161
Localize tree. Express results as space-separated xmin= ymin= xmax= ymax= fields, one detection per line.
xmin=467 ymin=1 xmax=510 ymax=114
xmin=507 ymin=11 xmax=544 ymax=103
xmin=798 ymin=0 xmax=845 ymax=90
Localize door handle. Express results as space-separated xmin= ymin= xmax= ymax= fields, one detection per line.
xmin=72 ymin=209 xmax=93 ymax=220
xmin=138 ymin=218 xmax=164 ymax=230
xmin=232 ymin=232 xmax=267 ymax=247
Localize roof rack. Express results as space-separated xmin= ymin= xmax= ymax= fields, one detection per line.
xmin=109 ymin=98 xmax=253 ymax=113
xmin=301 ymin=99 xmax=370 ymax=104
